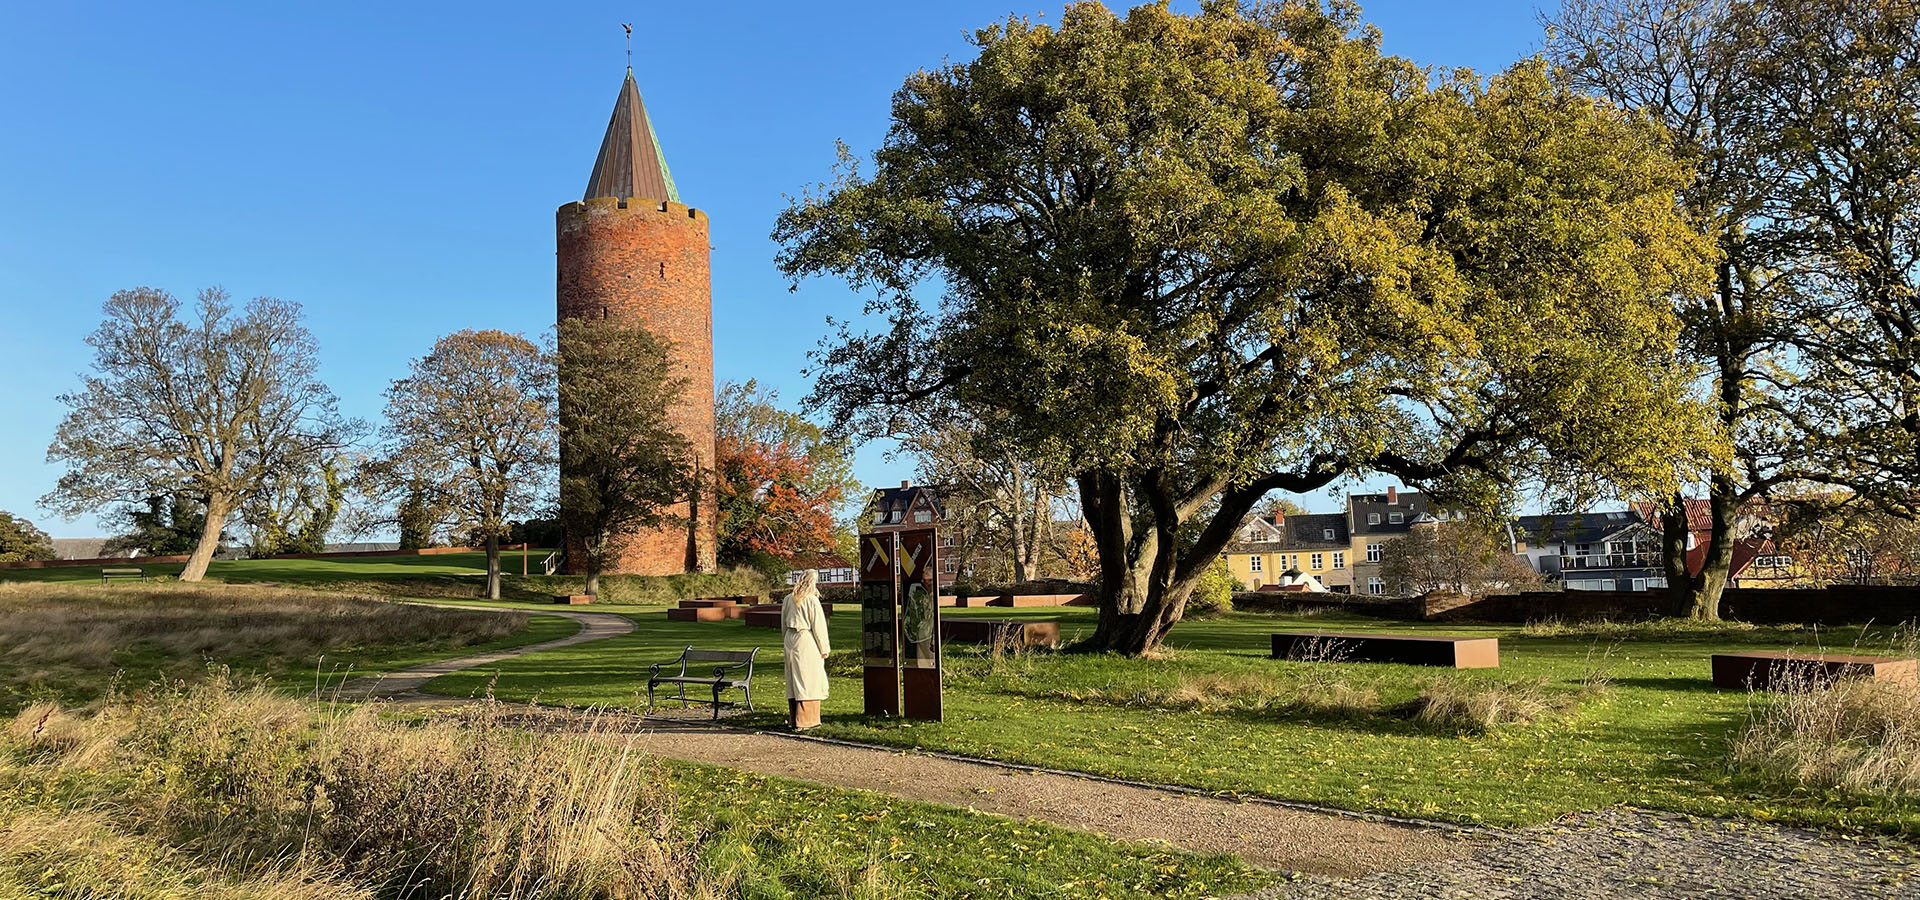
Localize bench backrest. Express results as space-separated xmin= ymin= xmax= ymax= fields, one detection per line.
xmin=102 ymin=568 xmax=141 ymax=574
xmin=684 ymin=648 xmax=757 ymax=663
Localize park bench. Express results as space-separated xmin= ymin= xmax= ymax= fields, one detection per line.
xmin=1270 ymin=632 xmax=1499 ymax=668
xmin=1711 ymin=651 xmax=1918 ymax=690
xmin=100 ymin=567 xmax=146 ymax=584
xmin=984 ymin=593 xmax=1091 ymax=607
xmin=647 ymin=646 xmax=759 ymax=718
xmin=941 ymin=618 xmax=1060 ymax=649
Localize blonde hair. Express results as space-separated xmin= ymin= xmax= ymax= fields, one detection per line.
xmin=791 ymin=569 xmax=819 ymax=600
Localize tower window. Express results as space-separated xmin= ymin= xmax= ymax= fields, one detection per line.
xmin=659 ymin=261 xmax=667 ymax=278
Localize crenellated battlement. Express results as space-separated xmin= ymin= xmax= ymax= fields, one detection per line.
xmin=557 ymin=196 xmax=706 ymax=226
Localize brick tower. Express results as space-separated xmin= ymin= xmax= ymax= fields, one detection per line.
xmin=556 ymin=69 xmax=716 ymax=574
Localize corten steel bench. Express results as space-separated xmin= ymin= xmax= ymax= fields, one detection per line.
xmin=648 ymin=647 xmax=759 ymax=718
xmin=100 ymin=567 xmax=145 ymax=584
xmin=1270 ymin=632 xmax=1500 ymax=668
xmin=1711 ymin=651 xmax=1919 ymax=690
xmin=666 ymin=606 xmax=731 ymax=623
xmin=552 ymin=594 xmax=593 ymax=605
xmin=941 ymin=618 xmax=1061 ymax=649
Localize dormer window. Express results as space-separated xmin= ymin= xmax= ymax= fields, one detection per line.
xmin=1389 ymin=513 xmax=1404 ymax=524
xmin=1368 ymin=513 xmax=1382 ymax=525
xmin=1323 ymin=528 xmax=1335 ymax=540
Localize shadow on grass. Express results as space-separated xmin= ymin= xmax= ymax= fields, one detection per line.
xmin=1610 ymin=676 xmax=1724 ymax=693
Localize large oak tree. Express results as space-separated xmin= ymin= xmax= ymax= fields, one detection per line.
xmin=44 ymin=287 xmax=352 ymax=581
xmin=778 ymin=1 xmax=1713 ymax=653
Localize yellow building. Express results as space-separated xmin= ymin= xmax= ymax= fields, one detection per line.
xmin=1223 ymin=512 xmax=1353 ymax=591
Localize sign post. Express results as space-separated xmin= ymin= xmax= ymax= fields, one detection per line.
xmin=898 ymin=528 xmax=943 ymax=721
xmin=858 ymin=532 xmax=901 ymax=717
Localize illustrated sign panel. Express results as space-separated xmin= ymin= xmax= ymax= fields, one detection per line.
xmin=858 ymin=531 xmax=900 ymax=717
xmin=898 ymin=528 xmax=943 ymax=721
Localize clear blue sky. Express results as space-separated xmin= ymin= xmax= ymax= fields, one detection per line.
xmin=0 ymin=1 xmax=1550 ymax=537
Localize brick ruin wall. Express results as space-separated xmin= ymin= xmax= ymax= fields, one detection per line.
xmin=556 ymin=197 xmax=717 ymax=575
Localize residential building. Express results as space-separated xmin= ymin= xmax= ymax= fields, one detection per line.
xmin=1348 ymin=487 xmax=1429 ymax=595
xmin=787 ymin=552 xmax=858 ymax=588
xmin=1513 ymin=511 xmax=1666 ymax=591
xmin=1224 ymin=511 xmax=1353 ymax=591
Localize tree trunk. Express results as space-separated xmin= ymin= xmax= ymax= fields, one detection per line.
xmin=1072 ymin=469 xmax=1243 ymax=655
xmin=1659 ymin=493 xmax=1694 ymax=616
xmin=177 ymin=494 xmax=230 ymax=583
xmin=485 ymin=532 xmax=502 ymax=600
xmin=1686 ymin=475 xmax=1740 ymax=620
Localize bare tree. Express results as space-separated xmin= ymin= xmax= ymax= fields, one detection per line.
xmin=904 ymin=418 xmax=1068 ymax=584
xmin=370 ymin=330 xmax=557 ymax=599
xmin=43 ymin=287 xmax=353 ymax=581
xmin=556 ymin=319 xmax=695 ymax=597
xmin=1380 ymin=521 xmax=1542 ymax=597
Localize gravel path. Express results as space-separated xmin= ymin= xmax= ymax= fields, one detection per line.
xmin=1237 ymin=807 xmax=1920 ymax=899
xmin=331 ymin=607 xmax=631 ymax=700
xmin=621 ymin=719 xmax=1468 ymax=876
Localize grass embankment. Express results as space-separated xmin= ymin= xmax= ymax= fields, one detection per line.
xmin=0 ymin=551 xmax=771 ymax=608
xmin=0 ymin=678 xmax=1266 ymax=899
xmin=426 ymin=605 xmax=1920 ymax=835
xmin=0 ymin=581 xmax=572 ymax=713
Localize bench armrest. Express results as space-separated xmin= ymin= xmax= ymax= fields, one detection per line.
xmin=709 ymin=662 xmax=748 ymax=679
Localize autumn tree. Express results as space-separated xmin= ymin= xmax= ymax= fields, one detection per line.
xmin=714 ymin=380 xmax=854 ymax=574
xmin=557 ymin=319 xmax=695 ymax=597
xmin=0 ymin=511 xmax=55 ymax=563
xmin=904 ymin=416 xmax=1068 ymax=583
xmin=243 ymin=457 xmax=346 ymax=556
xmin=779 ymin=1 xmax=1712 ymax=653
xmin=1773 ymin=494 xmax=1920 ymax=586
xmin=43 ymin=288 xmax=353 ymax=581
xmin=1730 ymin=0 xmax=1920 ymax=516
xmin=1546 ymin=0 xmax=1811 ymax=622
xmin=1380 ymin=520 xmax=1541 ymax=597
xmin=368 ymin=330 xmax=556 ymax=600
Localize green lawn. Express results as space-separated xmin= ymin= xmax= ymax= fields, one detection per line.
xmin=425 ymin=604 xmax=1920 ymax=836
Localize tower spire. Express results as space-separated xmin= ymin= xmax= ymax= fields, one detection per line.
xmin=583 ymin=67 xmax=679 ymax=203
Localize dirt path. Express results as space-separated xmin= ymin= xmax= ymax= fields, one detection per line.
xmin=333 ymin=607 xmax=633 ymax=700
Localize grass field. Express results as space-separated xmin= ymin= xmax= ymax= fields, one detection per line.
xmin=0 ymin=579 xmax=1273 ymax=899
xmin=0 ymin=550 xmax=769 ymax=607
xmin=424 ymin=604 xmax=1920 ymax=836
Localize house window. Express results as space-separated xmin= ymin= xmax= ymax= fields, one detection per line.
xmin=1368 ymin=513 xmax=1382 ymax=525
xmin=942 ymin=557 xmax=956 ymax=573
xmin=1310 ymin=553 xmax=1324 ymax=570
xmin=941 ymin=534 xmax=954 ymax=547
xmin=1367 ymin=577 xmax=1385 ymax=595
xmin=1250 ymin=555 xmax=1263 ymax=573
xmin=1389 ymin=512 xmax=1404 ymax=524
xmin=1332 ymin=552 xmax=1345 ymax=569
xmin=1323 ymin=528 xmax=1336 ymax=540
xmin=1366 ymin=543 xmax=1382 ymax=563
xmin=912 ymin=508 xmax=933 ymax=523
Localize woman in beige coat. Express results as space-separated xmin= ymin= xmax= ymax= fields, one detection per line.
xmin=782 ymin=569 xmax=832 ymax=729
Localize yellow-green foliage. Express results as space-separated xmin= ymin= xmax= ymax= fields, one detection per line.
xmin=1186 ymin=558 xmax=1237 ymax=616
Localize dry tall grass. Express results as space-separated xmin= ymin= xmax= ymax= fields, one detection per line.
xmin=5 ymin=675 xmax=717 ymax=899
xmin=1730 ymin=630 xmax=1920 ymax=798
xmin=0 ymin=582 xmax=523 ymax=705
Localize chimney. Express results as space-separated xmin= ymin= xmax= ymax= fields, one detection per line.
xmin=1387 ymin=486 xmax=1398 ymax=505
xmin=900 ymin=480 xmax=911 ymax=490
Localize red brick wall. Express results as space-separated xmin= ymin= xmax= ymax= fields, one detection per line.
xmin=556 ymin=197 xmax=717 ymax=575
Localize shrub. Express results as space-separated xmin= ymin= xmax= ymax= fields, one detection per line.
xmin=1185 ymin=559 xmax=1236 ymax=617
xmin=1404 ymin=677 xmax=1568 ymax=733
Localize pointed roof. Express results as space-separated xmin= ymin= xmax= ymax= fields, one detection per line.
xmin=583 ymin=69 xmax=679 ymax=203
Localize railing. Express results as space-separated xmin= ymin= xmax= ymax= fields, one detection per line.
xmin=1543 ymin=553 xmax=1660 ymax=573
xmin=542 ymin=551 xmax=561 ymax=576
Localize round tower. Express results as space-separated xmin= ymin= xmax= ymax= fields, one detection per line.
xmin=557 ymin=71 xmax=716 ymax=575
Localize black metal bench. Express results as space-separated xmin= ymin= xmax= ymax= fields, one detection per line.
xmin=100 ymin=567 xmax=146 ymax=584
xmin=647 ymin=646 xmax=758 ymax=719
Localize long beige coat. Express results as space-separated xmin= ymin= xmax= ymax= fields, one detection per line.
xmin=782 ymin=587 xmax=832 ymax=701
